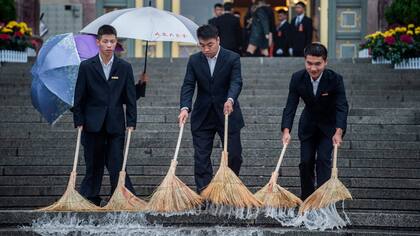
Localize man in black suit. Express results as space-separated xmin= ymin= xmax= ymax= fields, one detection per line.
xmin=178 ymin=25 xmax=244 ymax=192
xmin=281 ymin=43 xmax=349 ymax=200
xmin=290 ymin=1 xmax=313 ymax=57
xmin=73 ymin=25 xmax=137 ymax=206
xmin=274 ymin=9 xmax=292 ymax=57
xmin=214 ymin=2 xmax=242 ymax=54
xmin=208 ymin=3 xmax=223 ymax=26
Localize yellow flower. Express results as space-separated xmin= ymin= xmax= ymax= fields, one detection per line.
xmin=401 ymin=27 xmax=407 ymax=32
xmin=408 ymin=24 xmax=415 ymax=29
xmin=407 ymin=30 xmax=413 ymax=35
xmin=1 ymin=28 xmax=13 ymax=33
xmin=6 ymin=21 xmax=18 ymax=28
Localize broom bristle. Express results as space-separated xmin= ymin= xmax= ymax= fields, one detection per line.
xmin=255 ymin=182 xmax=302 ymax=209
xmin=102 ymin=172 xmax=147 ymax=211
xmin=38 ymin=172 xmax=100 ymax=212
xmin=299 ymin=177 xmax=352 ymax=214
xmin=201 ymin=153 xmax=262 ymax=208
xmin=147 ymin=161 xmax=203 ymax=213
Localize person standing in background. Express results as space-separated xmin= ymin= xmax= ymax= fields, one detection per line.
xmin=208 ymin=3 xmax=224 ymax=26
xmin=290 ymin=1 xmax=313 ymax=57
xmin=214 ymin=2 xmax=243 ymax=54
xmin=274 ymin=9 xmax=292 ymax=57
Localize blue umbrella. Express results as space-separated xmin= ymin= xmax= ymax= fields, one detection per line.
xmin=31 ymin=33 xmax=101 ymax=124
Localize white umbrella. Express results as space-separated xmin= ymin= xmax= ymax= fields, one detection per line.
xmin=80 ymin=7 xmax=198 ymax=44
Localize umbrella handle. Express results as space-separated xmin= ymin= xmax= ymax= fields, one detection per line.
xmin=143 ymin=41 xmax=149 ymax=74
xmin=332 ymin=144 xmax=338 ymax=178
xmin=274 ymin=143 xmax=288 ymax=174
xmin=172 ymin=123 xmax=185 ymax=162
xmin=72 ymin=127 xmax=82 ymax=173
xmin=121 ymin=129 xmax=132 ymax=171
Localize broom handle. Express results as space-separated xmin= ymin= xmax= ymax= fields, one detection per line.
xmin=173 ymin=123 xmax=184 ymax=162
xmin=332 ymin=144 xmax=338 ymax=178
xmin=274 ymin=143 xmax=288 ymax=174
xmin=72 ymin=127 xmax=82 ymax=173
xmin=224 ymin=113 xmax=228 ymax=153
xmin=121 ymin=129 xmax=132 ymax=171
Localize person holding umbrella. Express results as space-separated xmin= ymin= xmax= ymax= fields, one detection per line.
xmin=72 ymin=25 xmax=137 ymax=206
xmin=178 ymin=24 xmax=244 ymax=193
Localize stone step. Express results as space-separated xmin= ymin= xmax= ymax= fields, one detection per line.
xmin=2 ymin=165 xmax=420 ymax=179
xmin=0 ymin=210 xmax=419 ymax=234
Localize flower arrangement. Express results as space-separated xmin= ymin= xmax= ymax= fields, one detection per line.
xmin=360 ymin=24 xmax=420 ymax=64
xmin=0 ymin=21 xmax=35 ymax=51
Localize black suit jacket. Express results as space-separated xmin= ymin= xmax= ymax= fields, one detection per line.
xmin=208 ymin=17 xmax=217 ymax=26
xmin=214 ymin=13 xmax=242 ymax=54
xmin=281 ymin=69 xmax=348 ymax=141
xmin=290 ymin=16 xmax=313 ymax=53
xmin=274 ymin=21 xmax=292 ymax=56
xmin=73 ymin=54 xmax=137 ymax=134
xmin=180 ymin=47 xmax=244 ymax=132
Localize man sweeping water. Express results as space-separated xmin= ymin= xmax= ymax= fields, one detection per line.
xmin=281 ymin=43 xmax=349 ymax=201
xmin=72 ymin=25 xmax=138 ymax=206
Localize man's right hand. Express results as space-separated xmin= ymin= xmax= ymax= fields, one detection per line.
xmin=178 ymin=109 xmax=189 ymax=127
xmin=282 ymin=128 xmax=291 ymax=145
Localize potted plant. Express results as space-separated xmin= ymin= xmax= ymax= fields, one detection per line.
xmin=0 ymin=20 xmax=35 ymax=63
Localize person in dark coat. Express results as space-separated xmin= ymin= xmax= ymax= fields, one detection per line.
xmin=274 ymin=9 xmax=292 ymax=57
xmin=208 ymin=3 xmax=223 ymax=26
xmin=290 ymin=1 xmax=313 ymax=57
xmin=72 ymin=25 xmax=137 ymax=206
xmin=214 ymin=2 xmax=242 ymax=54
xmin=246 ymin=0 xmax=270 ymax=56
xmin=281 ymin=43 xmax=349 ymax=200
xmin=178 ymin=25 xmax=244 ymax=192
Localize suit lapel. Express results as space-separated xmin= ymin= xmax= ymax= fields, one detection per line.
xmin=315 ymin=71 xmax=329 ymax=97
xmin=304 ymin=72 xmax=315 ymax=98
xmin=92 ymin=54 xmax=107 ymax=81
xmin=108 ymin=55 xmax=119 ymax=82
xmin=212 ymin=47 xmax=226 ymax=79
xmin=200 ymin=53 xmax=212 ymax=79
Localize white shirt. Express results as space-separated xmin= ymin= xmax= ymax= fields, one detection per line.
xmin=295 ymin=14 xmax=304 ymax=26
xmin=279 ymin=19 xmax=287 ymax=28
xmin=311 ymin=72 xmax=323 ymax=95
xmin=206 ymin=46 xmax=220 ymax=77
xmin=99 ymin=54 xmax=114 ymax=80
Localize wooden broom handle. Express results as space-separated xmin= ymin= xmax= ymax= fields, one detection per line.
xmin=121 ymin=129 xmax=132 ymax=171
xmin=173 ymin=123 xmax=184 ymax=162
xmin=332 ymin=144 xmax=338 ymax=178
xmin=72 ymin=127 xmax=82 ymax=173
xmin=274 ymin=143 xmax=288 ymax=174
xmin=224 ymin=113 xmax=228 ymax=153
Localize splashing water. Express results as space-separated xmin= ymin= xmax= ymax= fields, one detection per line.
xmin=203 ymin=202 xmax=260 ymax=220
xmin=293 ymin=201 xmax=351 ymax=231
xmin=25 ymin=201 xmax=351 ymax=234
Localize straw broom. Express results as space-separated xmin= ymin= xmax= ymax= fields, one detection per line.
xmin=200 ymin=114 xmax=262 ymax=216
xmin=146 ymin=123 xmax=203 ymax=213
xmin=299 ymin=144 xmax=352 ymax=214
xmin=38 ymin=127 xmax=100 ymax=211
xmin=102 ymin=129 xmax=147 ymax=211
xmin=254 ymin=143 xmax=302 ymax=210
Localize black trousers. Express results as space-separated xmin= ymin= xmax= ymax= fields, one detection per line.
xmin=80 ymin=127 xmax=135 ymax=205
xmin=299 ymin=129 xmax=333 ymax=200
xmin=192 ymin=107 xmax=243 ymax=193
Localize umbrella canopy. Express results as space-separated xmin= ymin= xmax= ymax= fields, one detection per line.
xmin=80 ymin=7 xmax=199 ymax=44
xmin=31 ymin=33 xmax=102 ymax=124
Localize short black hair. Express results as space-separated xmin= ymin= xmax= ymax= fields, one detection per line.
xmin=304 ymin=43 xmax=328 ymax=60
xmin=296 ymin=1 xmax=306 ymax=8
xmin=214 ymin=3 xmax=223 ymax=9
xmin=197 ymin=24 xmax=218 ymax=40
xmin=277 ymin=9 xmax=288 ymax=15
xmin=224 ymin=2 xmax=233 ymax=11
xmin=97 ymin=25 xmax=117 ymax=39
